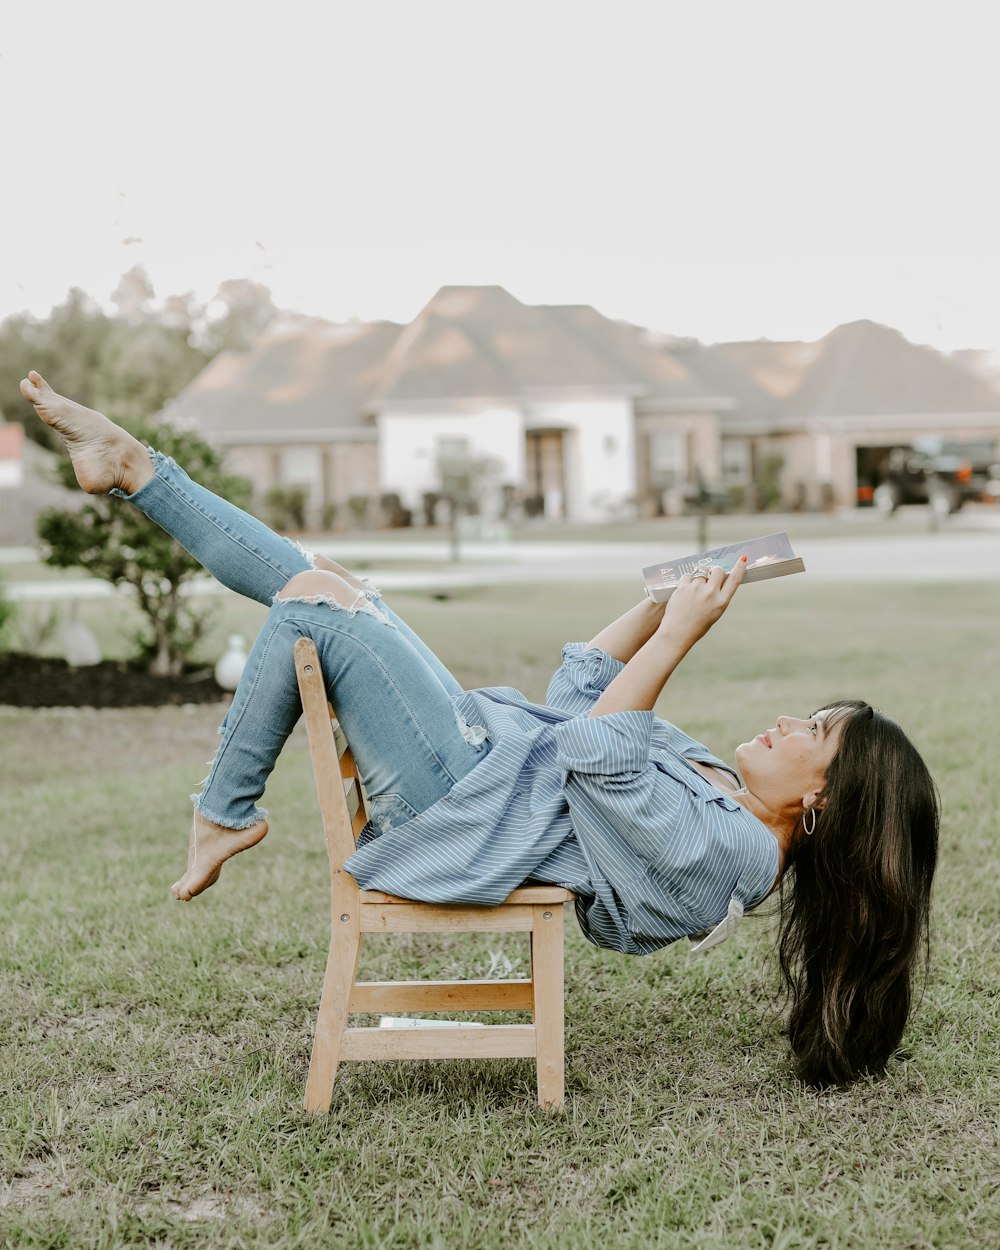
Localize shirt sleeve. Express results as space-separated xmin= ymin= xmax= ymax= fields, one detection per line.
xmin=545 ymin=642 xmax=626 ymax=715
xmin=554 ymin=708 xmax=654 ymax=774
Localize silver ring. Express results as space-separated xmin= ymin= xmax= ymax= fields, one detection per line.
xmin=690 ymin=568 xmax=710 ymax=580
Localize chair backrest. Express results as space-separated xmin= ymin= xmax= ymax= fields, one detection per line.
xmin=294 ymin=637 xmax=368 ymax=870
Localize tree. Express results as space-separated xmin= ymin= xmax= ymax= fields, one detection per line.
xmin=200 ymin=278 xmax=278 ymax=353
xmin=1 ymin=280 xmax=213 ymax=445
xmin=436 ymin=448 xmax=504 ymax=561
xmin=110 ymin=264 xmax=155 ymax=324
xmin=0 ymin=290 xmax=113 ymax=441
xmin=92 ymin=318 xmax=211 ymax=427
xmin=37 ymin=421 xmax=252 ymax=677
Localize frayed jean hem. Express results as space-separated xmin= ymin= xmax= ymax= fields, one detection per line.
xmin=191 ymin=794 xmax=268 ymax=830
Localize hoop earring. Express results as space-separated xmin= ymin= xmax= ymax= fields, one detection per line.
xmin=802 ymin=806 xmax=817 ymax=836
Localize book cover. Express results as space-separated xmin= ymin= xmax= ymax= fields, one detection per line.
xmin=641 ymin=532 xmax=805 ymax=602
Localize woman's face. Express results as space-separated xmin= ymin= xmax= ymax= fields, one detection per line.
xmin=735 ymin=711 xmax=844 ymax=817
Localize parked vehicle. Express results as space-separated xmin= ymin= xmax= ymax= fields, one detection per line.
xmin=871 ymin=438 xmax=1000 ymax=517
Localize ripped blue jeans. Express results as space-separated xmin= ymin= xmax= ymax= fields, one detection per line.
xmin=114 ymin=453 xmax=488 ymax=831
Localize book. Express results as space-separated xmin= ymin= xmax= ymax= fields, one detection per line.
xmin=641 ymin=531 xmax=805 ymax=603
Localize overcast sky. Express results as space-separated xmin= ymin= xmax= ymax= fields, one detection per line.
xmin=3 ymin=0 xmax=997 ymax=350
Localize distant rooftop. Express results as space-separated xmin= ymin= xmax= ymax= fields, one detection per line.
xmin=168 ymin=284 xmax=726 ymax=435
xmin=680 ymin=319 xmax=1000 ymax=424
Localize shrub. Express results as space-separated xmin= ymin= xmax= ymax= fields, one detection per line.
xmin=38 ymin=420 xmax=252 ymax=676
xmin=347 ymin=494 xmax=369 ymax=529
xmin=755 ymin=452 xmax=786 ymax=511
xmin=264 ymin=484 xmax=308 ymax=531
xmin=379 ymin=493 xmax=412 ymax=528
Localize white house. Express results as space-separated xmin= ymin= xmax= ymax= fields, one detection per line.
xmin=166 ymin=286 xmax=729 ymax=524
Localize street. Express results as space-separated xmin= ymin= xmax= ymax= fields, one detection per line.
xmin=6 ymin=522 xmax=1000 ymax=602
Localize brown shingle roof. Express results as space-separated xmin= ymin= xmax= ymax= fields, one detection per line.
xmin=170 ymin=286 xmax=723 ymax=434
xmin=372 ymin=286 xmax=719 ymax=404
xmin=782 ymin=320 xmax=1000 ymax=418
xmin=371 ymin=287 xmax=520 ymax=403
xmin=167 ymin=318 xmax=405 ymax=436
xmin=539 ymin=306 xmax=723 ymax=405
xmin=682 ymin=320 xmax=1000 ymax=425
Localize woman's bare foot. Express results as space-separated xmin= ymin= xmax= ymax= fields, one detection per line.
xmin=171 ymin=811 xmax=269 ymax=901
xmin=18 ymin=369 xmax=153 ymax=495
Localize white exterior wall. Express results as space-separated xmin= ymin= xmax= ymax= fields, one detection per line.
xmin=528 ymin=398 xmax=635 ymax=521
xmin=378 ymin=407 xmax=524 ymax=507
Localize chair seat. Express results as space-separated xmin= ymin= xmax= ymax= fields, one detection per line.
xmin=359 ymin=886 xmax=575 ymax=905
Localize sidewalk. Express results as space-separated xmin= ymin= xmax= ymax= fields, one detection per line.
xmin=6 ymin=527 xmax=999 ymax=602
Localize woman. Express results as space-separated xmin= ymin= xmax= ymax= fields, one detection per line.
xmin=20 ymin=370 xmax=939 ymax=1087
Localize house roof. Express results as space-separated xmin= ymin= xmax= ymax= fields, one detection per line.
xmin=783 ymin=320 xmax=1000 ymax=419
xmin=165 ymin=318 xmax=405 ymax=437
xmin=167 ymin=293 xmax=998 ymax=443
xmin=682 ymin=320 xmax=1000 ymax=426
xmin=372 ymin=285 xmax=716 ymax=405
xmin=371 ymin=287 xmax=521 ymax=404
xmin=538 ymin=305 xmax=725 ymax=406
xmin=169 ymin=286 xmax=723 ymax=439
xmin=672 ymin=338 xmax=810 ymax=422
xmin=951 ymin=348 xmax=1000 ymax=389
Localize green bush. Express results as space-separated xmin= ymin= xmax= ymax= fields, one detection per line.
xmin=347 ymin=494 xmax=370 ymax=528
xmin=264 ymin=484 xmax=308 ymax=531
xmin=37 ymin=421 xmax=252 ymax=676
xmin=755 ymin=452 xmax=785 ymax=510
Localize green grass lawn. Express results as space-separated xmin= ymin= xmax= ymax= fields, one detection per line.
xmin=1 ymin=580 xmax=998 ymax=1249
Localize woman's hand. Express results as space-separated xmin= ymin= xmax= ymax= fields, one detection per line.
xmin=655 ymin=558 xmax=747 ymax=650
xmin=587 ymin=558 xmax=747 ymax=718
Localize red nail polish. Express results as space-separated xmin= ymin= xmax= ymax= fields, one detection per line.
xmin=740 ymin=555 xmax=747 ymax=563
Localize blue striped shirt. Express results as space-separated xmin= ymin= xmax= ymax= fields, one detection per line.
xmin=344 ymin=643 xmax=779 ymax=956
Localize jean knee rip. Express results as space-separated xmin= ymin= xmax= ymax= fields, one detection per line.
xmin=274 ymin=588 xmax=396 ymax=627
xmin=284 ymin=536 xmax=317 ymax=567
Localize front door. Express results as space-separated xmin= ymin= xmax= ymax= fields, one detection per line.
xmin=525 ymin=431 xmax=567 ymax=519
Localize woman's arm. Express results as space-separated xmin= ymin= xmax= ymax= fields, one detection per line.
xmin=545 ymin=597 xmax=673 ymax=715
xmin=589 ymin=560 xmax=746 ymax=718
xmin=584 ymin=596 xmax=666 ymax=662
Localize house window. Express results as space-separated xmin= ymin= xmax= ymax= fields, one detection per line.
xmin=648 ymin=431 xmax=686 ymax=490
xmin=722 ymin=439 xmax=751 ymax=482
xmin=279 ymin=446 xmax=322 ymax=491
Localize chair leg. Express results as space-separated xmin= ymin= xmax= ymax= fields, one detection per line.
xmin=531 ymin=903 xmax=566 ymax=1109
xmin=304 ymin=925 xmax=362 ymax=1114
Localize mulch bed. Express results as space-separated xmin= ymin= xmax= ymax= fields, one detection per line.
xmin=0 ymin=653 xmax=227 ymax=708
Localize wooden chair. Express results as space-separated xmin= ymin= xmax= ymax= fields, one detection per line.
xmin=293 ymin=637 xmax=573 ymax=1112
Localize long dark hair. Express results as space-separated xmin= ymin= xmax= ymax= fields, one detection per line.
xmin=778 ymin=700 xmax=939 ymax=1085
